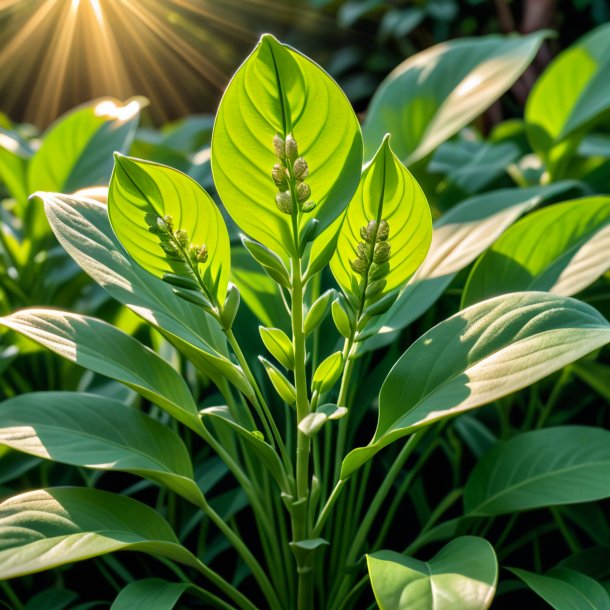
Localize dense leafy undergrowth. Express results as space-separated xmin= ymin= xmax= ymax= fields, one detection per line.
xmin=1 ymin=23 xmax=610 ymax=610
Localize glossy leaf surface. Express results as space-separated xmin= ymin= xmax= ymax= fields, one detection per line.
xmin=212 ymin=34 xmax=362 ymax=257
xmin=364 ymin=32 xmax=547 ymax=164
xmin=0 ymin=392 xmax=204 ymax=506
xmin=464 ymin=427 xmax=610 ymax=515
xmin=463 ymin=196 xmax=610 ymax=307
xmin=343 ymin=293 xmax=610 ymax=477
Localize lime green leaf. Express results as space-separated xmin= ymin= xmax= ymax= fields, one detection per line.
xmin=200 ymin=406 xmax=288 ymax=492
xmin=0 ymin=488 xmax=203 ymax=579
xmin=259 ymin=356 xmax=297 ymax=405
xmin=259 ymin=326 xmax=294 ymax=369
xmin=360 ymin=182 xmax=580 ymax=350
xmin=212 ymin=34 xmax=362 ymax=258
xmin=109 ymin=155 xmax=230 ymax=306
xmin=298 ymin=404 xmax=347 ymax=437
xmin=0 ymin=392 xmax=204 ymax=506
xmin=303 ymin=289 xmax=334 ymax=336
xmin=364 ymin=31 xmax=548 ymax=164
xmin=342 ymin=292 xmax=610 ymax=478
xmin=509 ymin=567 xmax=610 ymax=610
xmin=526 ymin=23 xmax=610 ymax=178
xmin=367 ymin=537 xmax=497 ymax=610
xmin=330 ymin=136 xmax=432 ymax=312
xmin=0 ymin=309 xmax=202 ymax=433
xmin=464 ymin=427 xmax=610 ymax=516
xmin=312 ymin=351 xmax=344 ymax=393
xmin=462 ymin=196 xmax=610 ymax=307
xmin=28 ymin=97 xmax=144 ymax=194
xmin=41 ymin=193 xmax=251 ymax=398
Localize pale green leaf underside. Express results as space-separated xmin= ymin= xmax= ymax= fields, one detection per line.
xmin=40 ymin=193 xmax=251 ymax=398
xmin=331 ymin=136 xmax=432 ymax=297
xmin=0 ymin=392 xmax=204 ymax=506
xmin=362 ymin=182 xmax=579 ymax=349
xmin=364 ymin=31 xmax=548 ymax=164
xmin=462 ymin=196 xmax=610 ymax=307
xmin=510 ymin=567 xmax=610 ymax=610
xmin=109 ymin=155 xmax=230 ymax=304
xmin=367 ymin=537 xmax=497 ymax=610
xmin=342 ymin=292 xmax=610 ymax=478
xmin=0 ymin=309 xmax=201 ymax=433
xmin=0 ymin=488 xmax=202 ymax=580
xmin=212 ymin=34 xmax=362 ymax=257
xmin=464 ymin=426 xmax=610 ymax=515
xmin=526 ymin=23 xmax=610 ymax=167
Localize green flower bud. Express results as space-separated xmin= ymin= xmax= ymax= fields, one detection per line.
xmin=190 ymin=243 xmax=208 ymax=264
xmin=273 ymin=134 xmax=286 ymax=159
xmin=272 ymin=164 xmax=288 ymax=188
xmin=156 ymin=216 xmax=172 ymax=234
xmin=160 ymin=240 xmax=179 ymax=255
xmin=360 ymin=220 xmax=377 ymax=243
xmin=377 ymin=219 xmax=390 ymax=241
xmin=350 ymin=257 xmax=367 ymax=275
xmin=285 ymin=134 xmax=298 ymax=161
xmin=174 ymin=229 xmax=189 ymax=247
xmin=296 ymin=182 xmax=311 ymax=203
xmin=373 ymin=241 xmax=391 ymax=263
xmin=365 ymin=278 xmax=386 ymax=298
xmin=293 ymin=157 xmax=309 ymax=180
xmin=369 ymin=261 xmax=390 ymax=281
xmin=301 ymin=200 xmax=316 ymax=213
xmin=251 ymin=430 xmax=265 ymax=441
xmin=275 ymin=191 xmax=293 ymax=214
xmin=356 ymin=242 xmax=369 ymax=262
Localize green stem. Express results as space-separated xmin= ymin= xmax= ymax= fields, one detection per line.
xmin=196 ymin=495 xmax=282 ymax=610
xmin=551 ymin=507 xmax=580 ymax=553
xmin=536 ymin=368 xmax=571 ymax=429
xmin=313 ymin=479 xmax=347 ymax=536
xmin=291 ymin=252 xmax=314 ymax=610
xmin=333 ymin=338 xmax=356 ymax=484
xmin=1 ymin=581 xmax=26 ymax=610
xmin=226 ymin=329 xmax=292 ymax=471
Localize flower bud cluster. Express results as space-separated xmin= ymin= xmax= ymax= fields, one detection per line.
xmin=350 ymin=219 xmax=391 ymax=280
xmin=155 ymin=215 xmax=208 ymax=265
xmin=272 ymin=134 xmax=315 ymax=215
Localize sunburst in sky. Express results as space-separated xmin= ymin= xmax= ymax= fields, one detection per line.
xmin=0 ymin=0 xmax=331 ymax=127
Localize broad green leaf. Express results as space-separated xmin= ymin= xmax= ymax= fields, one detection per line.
xmin=462 ymin=197 xmax=610 ymax=307
xmin=259 ymin=326 xmax=294 ymax=370
xmin=200 ymin=406 xmax=288 ymax=492
xmin=0 ymin=488 xmax=203 ymax=579
xmin=367 ymin=537 xmax=497 ymax=610
xmin=0 ymin=392 xmax=204 ymax=506
xmin=526 ymin=23 xmax=610 ymax=178
xmin=28 ymin=98 xmax=144 ymax=194
xmin=111 ymin=579 xmax=193 ymax=610
xmin=364 ymin=31 xmax=548 ymax=164
xmin=0 ymin=309 xmax=202 ymax=433
xmin=464 ymin=427 xmax=610 ymax=515
xmin=109 ymin=155 xmax=230 ymax=306
xmin=41 ymin=193 xmax=251 ymax=398
xmin=212 ymin=34 xmax=362 ymax=258
xmin=361 ymin=182 xmax=579 ymax=350
xmin=331 ymin=136 xmax=432 ymax=304
xmin=342 ymin=293 xmax=610 ymax=478
xmin=510 ymin=567 xmax=610 ymax=610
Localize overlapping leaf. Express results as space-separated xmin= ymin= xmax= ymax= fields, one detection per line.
xmin=0 ymin=392 xmax=204 ymax=506
xmin=462 ymin=196 xmax=610 ymax=307
xmin=0 ymin=309 xmax=202 ymax=433
xmin=40 ymin=193 xmax=251 ymax=398
xmin=0 ymin=488 xmax=202 ymax=579
xmin=363 ymin=31 xmax=548 ymax=164
xmin=109 ymin=156 xmax=230 ymax=305
xmin=464 ymin=427 xmax=610 ymax=515
xmin=367 ymin=537 xmax=497 ymax=610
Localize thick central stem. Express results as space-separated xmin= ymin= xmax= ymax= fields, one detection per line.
xmin=291 ymin=253 xmax=313 ymax=610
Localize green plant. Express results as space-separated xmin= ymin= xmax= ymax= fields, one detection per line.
xmin=2 ymin=34 xmax=610 ymax=610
